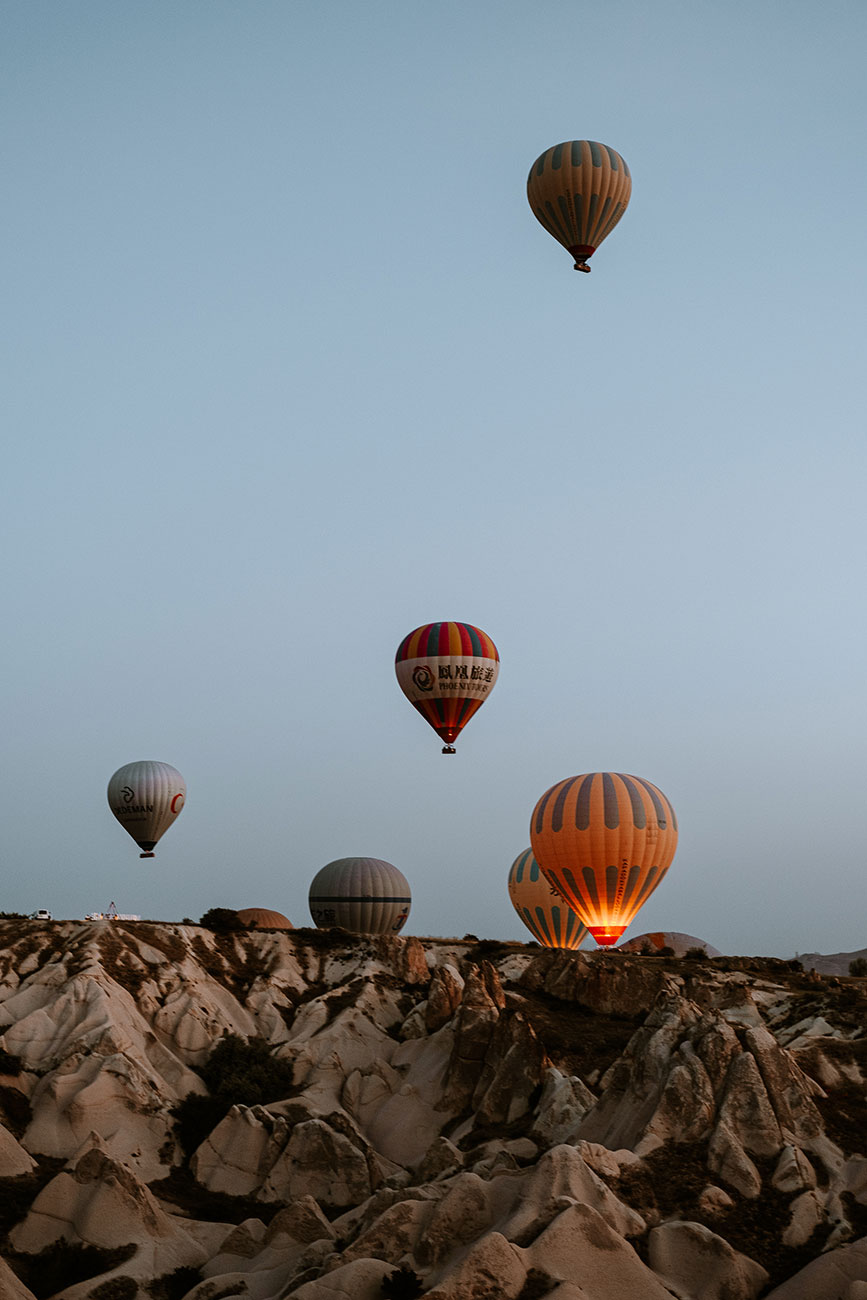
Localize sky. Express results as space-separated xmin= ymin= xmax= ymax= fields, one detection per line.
xmin=3 ymin=1 xmax=866 ymax=958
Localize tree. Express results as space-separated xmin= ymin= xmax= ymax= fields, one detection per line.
xmin=198 ymin=908 xmax=242 ymax=933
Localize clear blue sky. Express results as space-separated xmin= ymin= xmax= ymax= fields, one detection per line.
xmin=3 ymin=1 xmax=866 ymax=957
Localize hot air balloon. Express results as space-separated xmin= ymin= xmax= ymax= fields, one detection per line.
xmin=530 ymin=772 xmax=677 ymax=947
xmin=395 ymin=622 xmax=499 ymax=754
xmin=527 ymin=140 xmax=631 ymax=272
xmin=309 ymin=857 xmax=411 ymax=935
xmin=107 ymin=761 xmax=186 ymax=859
xmin=618 ymin=931 xmax=721 ymax=958
xmin=235 ymin=908 xmax=293 ymax=931
xmin=508 ymin=849 xmax=588 ymax=949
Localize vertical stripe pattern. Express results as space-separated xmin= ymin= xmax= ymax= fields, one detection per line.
xmin=308 ymin=857 xmax=411 ymax=935
xmin=395 ymin=622 xmax=499 ymax=748
xmin=107 ymin=760 xmax=186 ymax=856
xmin=530 ymin=773 xmax=678 ymax=945
xmin=508 ymin=849 xmax=588 ymax=949
xmin=527 ymin=140 xmax=631 ymax=265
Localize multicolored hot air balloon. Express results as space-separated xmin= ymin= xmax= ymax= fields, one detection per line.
xmin=527 ymin=140 xmax=631 ymax=272
xmin=308 ymin=857 xmax=411 ymax=935
xmin=508 ymin=849 xmax=588 ymax=949
xmin=395 ymin=622 xmax=499 ymax=754
xmin=530 ymin=772 xmax=677 ymax=946
xmin=107 ymin=761 xmax=186 ymax=859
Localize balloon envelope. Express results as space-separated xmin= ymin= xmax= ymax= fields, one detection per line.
xmin=619 ymin=931 xmax=721 ymax=958
xmin=527 ymin=140 xmax=631 ymax=270
xmin=107 ymin=761 xmax=186 ymax=858
xmin=530 ymin=772 xmax=677 ymax=946
xmin=309 ymin=857 xmax=411 ymax=935
xmin=235 ymin=908 xmax=293 ymax=930
xmin=395 ymin=622 xmax=499 ymax=751
xmin=508 ymin=849 xmax=588 ymax=949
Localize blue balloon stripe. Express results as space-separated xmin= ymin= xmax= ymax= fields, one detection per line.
xmin=637 ymin=778 xmax=669 ymax=829
xmin=603 ymin=772 xmax=619 ymax=829
xmin=552 ymin=776 xmax=580 ymax=832
xmin=534 ymin=907 xmax=554 ymax=944
xmin=574 ymin=773 xmax=595 ymax=829
xmin=619 ymin=774 xmax=647 ymax=829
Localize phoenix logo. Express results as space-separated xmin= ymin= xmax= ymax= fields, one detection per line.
xmin=121 ymin=786 xmax=135 ymax=804
xmin=412 ymin=665 xmax=435 ymax=692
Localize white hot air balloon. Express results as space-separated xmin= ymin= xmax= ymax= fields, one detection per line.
xmin=107 ymin=761 xmax=186 ymax=859
xmin=308 ymin=857 xmax=411 ymax=935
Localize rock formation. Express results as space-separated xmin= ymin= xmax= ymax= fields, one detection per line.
xmin=0 ymin=921 xmax=865 ymax=1299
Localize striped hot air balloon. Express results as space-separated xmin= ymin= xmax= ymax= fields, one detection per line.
xmin=530 ymin=772 xmax=677 ymax=947
xmin=107 ymin=761 xmax=186 ymax=859
xmin=527 ymin=140 xmax=631 ymax=272
xmin=309 ymin=857 xmax=411 ymax=935
xmin=508 ymin=849 xmax=588 ymax=949
xmin=395 ymin=622 xmax=499 ymax=754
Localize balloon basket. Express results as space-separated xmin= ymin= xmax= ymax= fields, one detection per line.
xmin=139 ymin=852 xmax=155 ymax=858
xmin=589 ymin=926 xmax=625 ymax=946
xmin=441 ymin=745 xmax=457 ymax=755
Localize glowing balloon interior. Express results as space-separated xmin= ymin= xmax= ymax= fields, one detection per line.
xmin=527 ymin=140 xmax=631 ymax=272
xmin=309 ymin=857 xmax=411 ymax=935
xmin=508 ymin=849 xmax=588 ymax=950
xmin=395 ymin=621 xmax=499 ymax=753
xmin=107 ymin=761 xmax=186 ymax=859
xmin=530 ymin=772 xmax=677 ymax=946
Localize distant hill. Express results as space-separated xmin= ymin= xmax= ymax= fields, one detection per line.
xmin=798 ymin=945 xmax=867 ymax=975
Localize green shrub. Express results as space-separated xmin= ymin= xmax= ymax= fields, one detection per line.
xmin=172 ymin=1034 xmax=296 ymax=1156
xmin=171 ymin=1093 xmax=230 ymax=1159
xmin=91 ymin=1279 xmax=138 ymax=1300
xmin=146 ymin=1265 xmax=203 ymax=1300
xmin=0 ymin=1046 xmax=22 ymax=1075
xmin=849 ymin=957 xmax=867 ymax=977
xmin=684 ymin=946 xmax=707 ymax=960
xmin=381 ymin=1266 xmax=424 ymax=1298
xmin=199 ymin=908 xmax=243 ymax=933
xmin=517 ymin=1270 xmax=559 ymax=1300
xmin=657 ymin=946 xmax=676 ymax=957
xmin=7 ymin=1238 xmax=136 ymax=1300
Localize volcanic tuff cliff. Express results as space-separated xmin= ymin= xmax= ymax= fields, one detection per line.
xmin=0 ymin=922 xmax=866 ymax=1300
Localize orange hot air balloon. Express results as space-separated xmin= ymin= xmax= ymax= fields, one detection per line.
xmin=530 ymin=772 xmax=677 ymax=947
xmin=527 ymin=140 xmax=631 ymax=272
xmin=508 ymin=849 xmax=588 ymax=950
xmin=395 ymin=622 xmax=499 ymax=754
